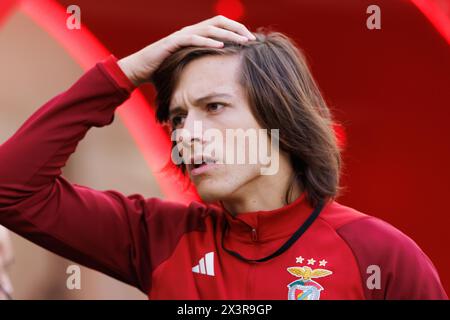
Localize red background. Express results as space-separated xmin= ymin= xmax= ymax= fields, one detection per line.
xmin=54 ymin=0 xmax=450 ymax=294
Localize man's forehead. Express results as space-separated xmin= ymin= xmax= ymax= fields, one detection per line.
xmin=170 ymin=55 xmax=242 ymax=105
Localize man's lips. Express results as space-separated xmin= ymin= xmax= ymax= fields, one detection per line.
xmin=186 ymin=156 xmax=219 ymax=176
xmin=189 ymin=162 xmax=220 ymax=176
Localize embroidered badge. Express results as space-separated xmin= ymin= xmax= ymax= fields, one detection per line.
xmin=287 ymin=262 xmax=332 ymax=300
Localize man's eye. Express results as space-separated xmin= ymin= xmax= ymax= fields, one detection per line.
xmin=171 ymin=115 xmax=185 ymax=128
xmin=206 ymin=103 xmax=225 ymax=112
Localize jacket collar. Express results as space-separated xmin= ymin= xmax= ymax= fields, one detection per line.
xmin=220 ymin=191 xmax=316 ymax=242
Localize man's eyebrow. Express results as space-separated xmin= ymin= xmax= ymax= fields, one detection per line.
xmin=193 ymin=93 xmax=233 ymax=105
xmin=168 ymin=106 xmax=185 ymax=118
xmin=169 ymin=93 xmax=233 ymax=116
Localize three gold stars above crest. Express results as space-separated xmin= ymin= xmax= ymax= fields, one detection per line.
xmin=296 ymin=256 xmax=327 ymax=267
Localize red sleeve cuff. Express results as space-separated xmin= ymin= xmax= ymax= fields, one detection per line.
xmin=100 ymin=54 xmax=137 ymax=94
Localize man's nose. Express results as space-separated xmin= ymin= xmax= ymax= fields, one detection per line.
xmin=178 ymin=112 xmax=203 ymax=147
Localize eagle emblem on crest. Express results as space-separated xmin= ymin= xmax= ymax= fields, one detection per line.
xmin=287 ymin=266 xmax=333 ymax=300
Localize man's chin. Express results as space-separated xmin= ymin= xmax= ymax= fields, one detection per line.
xmin=190 ymin=172 xmax=234 ymax=203
xmin=195 ymin=184 xmax=230 ymax=203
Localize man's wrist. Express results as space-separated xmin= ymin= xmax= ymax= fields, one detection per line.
xmin=100 ymin=55 xmax=138 ymax=93
xmin=117 ymin=55 xmax=141 ymax=87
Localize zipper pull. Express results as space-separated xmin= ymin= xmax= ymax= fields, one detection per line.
xmin=251 ymin=228 xmax=258 ymax=241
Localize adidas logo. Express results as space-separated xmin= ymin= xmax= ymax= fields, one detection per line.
xmin=192 ymin=252 xmax=215 ymax=276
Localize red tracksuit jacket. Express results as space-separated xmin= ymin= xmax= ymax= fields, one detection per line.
xmin=0 ymin=55 xmax=447 ymax=300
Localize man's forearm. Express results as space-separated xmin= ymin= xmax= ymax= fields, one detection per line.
xmin=0 ymin=55 xmax=135 ymax=206
xmin=0 ymin=56 xmax=154 ymax=290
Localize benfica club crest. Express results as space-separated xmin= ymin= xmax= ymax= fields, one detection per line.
xmin=287 ymin=266 xmax=332 ymax=300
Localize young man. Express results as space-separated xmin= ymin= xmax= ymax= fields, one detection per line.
xmin=0 ymin=16 xmax=447 ymax=300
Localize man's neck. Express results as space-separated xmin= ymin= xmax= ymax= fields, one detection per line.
xmin=221 ymin=172 xmax=302 ymax=216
